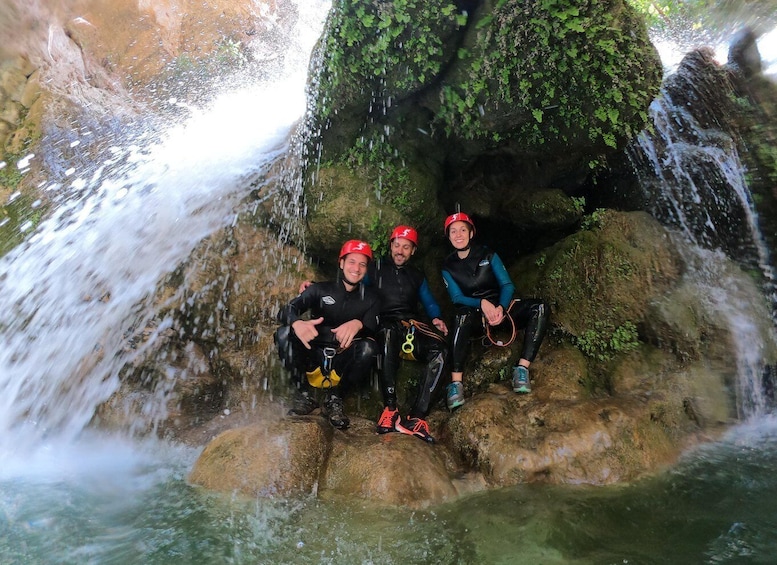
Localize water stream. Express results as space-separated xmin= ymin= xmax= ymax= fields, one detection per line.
xmin=3 ymin=2 xmax=777 ymax=563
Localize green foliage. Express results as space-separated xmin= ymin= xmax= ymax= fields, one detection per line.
xmin=571 ymin=196 xmax=586 ymax=214
xmin=317 ymin=0 xmax=461 ymax=120
xmin=215 ymin=38 xmax=249 ymax=68
xmin=0 ymin=170 xmax=44 ymax=258
xmin=627 ymin=0 xmax=777 ymax=35
xmin=625 ymin=0 xmax=678 ymax=28
xmin=575 ymin=320 xmax=640 ymax=361
xmin=171 ymin=53 xmax=196 ymax=74
xmin=436 ymin=0 xmax=661 ymax=150
xmin=343 ymin=129 xmax=412 ymax=212
xmin=0 ymin=159 xmax=24 ymax=192
xmin=368 ymin=213 xmax=392 ymax=257
xmin=581 ymin=208 xmax=606 ymax=230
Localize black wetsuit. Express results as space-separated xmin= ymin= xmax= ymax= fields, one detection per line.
xmin=442 ymin=243 xmax=549 ymax=372
xmin=275 ymin=279 xmax=380 ymax=396
xmin=370 ymin=257 xmax=447 ymax=418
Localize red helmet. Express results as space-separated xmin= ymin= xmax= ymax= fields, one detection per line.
xmin=339 ymin=239 xmax=373 ymax=260
xmin=389 ymin=225 xmax=418 ymax=246
xmin=444 ymin=212 xmax=475 ymax=235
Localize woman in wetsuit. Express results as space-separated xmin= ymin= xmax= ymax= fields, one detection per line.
xmin=441 ymin=212 xmax=549 ymax=410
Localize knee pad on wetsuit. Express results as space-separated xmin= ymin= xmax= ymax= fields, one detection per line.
xmin=354 ymin=338 xmax=380 ymax=364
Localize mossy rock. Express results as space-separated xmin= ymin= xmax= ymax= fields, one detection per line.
xmin=503 ymin=188 xmax=583 ymax=232
xmin=434 ymin=0 xmax=662 ymax=153
xmin=313 ymin=0 xmax=462 ymax=123
xmin=516 ymin=210 xmax=681 ymax=342
xmin=643 ymin=249 xmax=777 ymax=372
xmin=305 ymin=154 xmax=444 ymax=259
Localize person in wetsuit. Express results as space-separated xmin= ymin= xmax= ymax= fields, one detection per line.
xmin=441 ymin=212 xmax=549 ymax=410
xmin=371 ymin=225 xmax=449 ymax=444
xmin=275 ymin=240 xmax=380 ymax=430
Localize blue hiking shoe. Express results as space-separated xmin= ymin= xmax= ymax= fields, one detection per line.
xmin=446 ymin=381 xmax=465 ymax=410
xmin=512 ymin=366 xmax=531 ymax=393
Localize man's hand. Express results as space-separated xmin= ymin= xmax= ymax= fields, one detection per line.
xmin=331 ymin=319 xmax=363 ymax=350
xmin=481 ymin=299 xmax=504 ymax=326
xmin=432 ymin=317 xmax=449 ymax=336
xmin=298 ymin=280 xmax=313 ymax=294
xmin=291 ymin=317 xmax=324 ymax=349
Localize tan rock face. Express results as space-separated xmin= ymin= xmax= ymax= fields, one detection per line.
xmin=189 ymin=418 xmax=333 ymax=498
xmin=189 ymin=416 xmax=468 ymax=509
xmin=0 ymin=0 xmax=289 ymax=169
xmin=320 ymin=419 xmax=459 ymax=509
xmin=63 ymin=0 xmax=282 ymax=85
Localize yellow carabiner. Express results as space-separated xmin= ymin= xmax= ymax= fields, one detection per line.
xmin=401 ymin=326 xmax=415 ymax=355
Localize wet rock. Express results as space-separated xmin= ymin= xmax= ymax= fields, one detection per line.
xmin=321 ymin=418 xmax=460 ymax=508
xmin=189 ymin=415 xmax=473 ymax=508
xmin=189 ymin=417 xmax=333 ymax=498
xmin=728 ymin=27 xmax=762 ymax=78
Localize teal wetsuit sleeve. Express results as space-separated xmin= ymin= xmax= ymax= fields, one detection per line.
xmin=490 ymin=253 xmax=515 ymax=309
xmin=418 ymin=278 xmax=442 ymax=319
xmin=442 ymin=269 xmax=481 ymax=309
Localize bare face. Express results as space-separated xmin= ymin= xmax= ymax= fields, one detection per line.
xmin=390 ymin=237 xmax=416 ymax=266
xmin=339 ymin=253 xmax=369 ymax=285
xmin=447 ymin=221 xmax=472 ymax=250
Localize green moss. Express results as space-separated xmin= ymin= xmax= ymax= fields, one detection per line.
xmin=0 ymin=160 xmax=24 ymax=192
xmin=514 ymin=211 xmax=680 ymax=375
xmin=575 ymin=320 xmax=640 ymax=361
xmin=0 ymin=151 xmax=46 ymax=257
xmin=436 ymin=0 xmax=661 ymax=150
xmin=0 ymin=193 xmax=44 ymax=258
xmin=317 ymin=0 xmax=461 ymax=120
xmin=752 ymin=133 xmax=777 ymax=184
xmin=343 ymin=130 xmax=412 ymax=210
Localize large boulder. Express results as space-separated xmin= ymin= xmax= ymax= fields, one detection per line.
xmin=302 ymin=0 xmax=662 ymax=258
xmin=516 ymin=210 xmax=681 ymax=363
xmin=189 ymin=415 xmax=473 ymax=508
xmin=189 ymin=417 xmax=333 ymax=498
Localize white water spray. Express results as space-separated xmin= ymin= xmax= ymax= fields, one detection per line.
xmin=0 ymin=1 xmax=331 ymax=452
xmin=631 ymin=79 xmax=777 ymax=419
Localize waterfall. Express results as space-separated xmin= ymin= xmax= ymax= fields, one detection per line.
xmin=0 ymin=1 xmax=332 ymax=451
xmin=627 ymin=50 xmax=777 ymax=418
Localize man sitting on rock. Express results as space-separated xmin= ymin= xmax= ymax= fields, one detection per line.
xmin=371 ymin=225 xmax=449 ymax=444
xmin=275 ymin=240 xmax=381 ymax=430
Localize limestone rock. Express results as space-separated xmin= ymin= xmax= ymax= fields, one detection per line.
xmin=321 ymin=419 xmax=460 ymax=509
xmin=189 ymin=415 xmax=471 ymax=508
xmin=189 ymin=417 xmax=333 ymax=498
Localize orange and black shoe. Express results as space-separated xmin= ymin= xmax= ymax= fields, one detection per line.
xmin=395 ymin=415 xmax=435 ymax=444
xmin=376 ymin=406 xmax=400 ymax=434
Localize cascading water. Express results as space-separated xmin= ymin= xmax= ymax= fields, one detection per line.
xmin=0 ymin=2 xmax=332 ymax=450
xmin=5 ymin=3 xmax=777 ymax=564
xmin=626 ymin=45 xmax=777 ymax=419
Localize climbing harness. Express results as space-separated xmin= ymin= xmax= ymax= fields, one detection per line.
xmin=306 ymin=347 xmax=341 ymax=388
